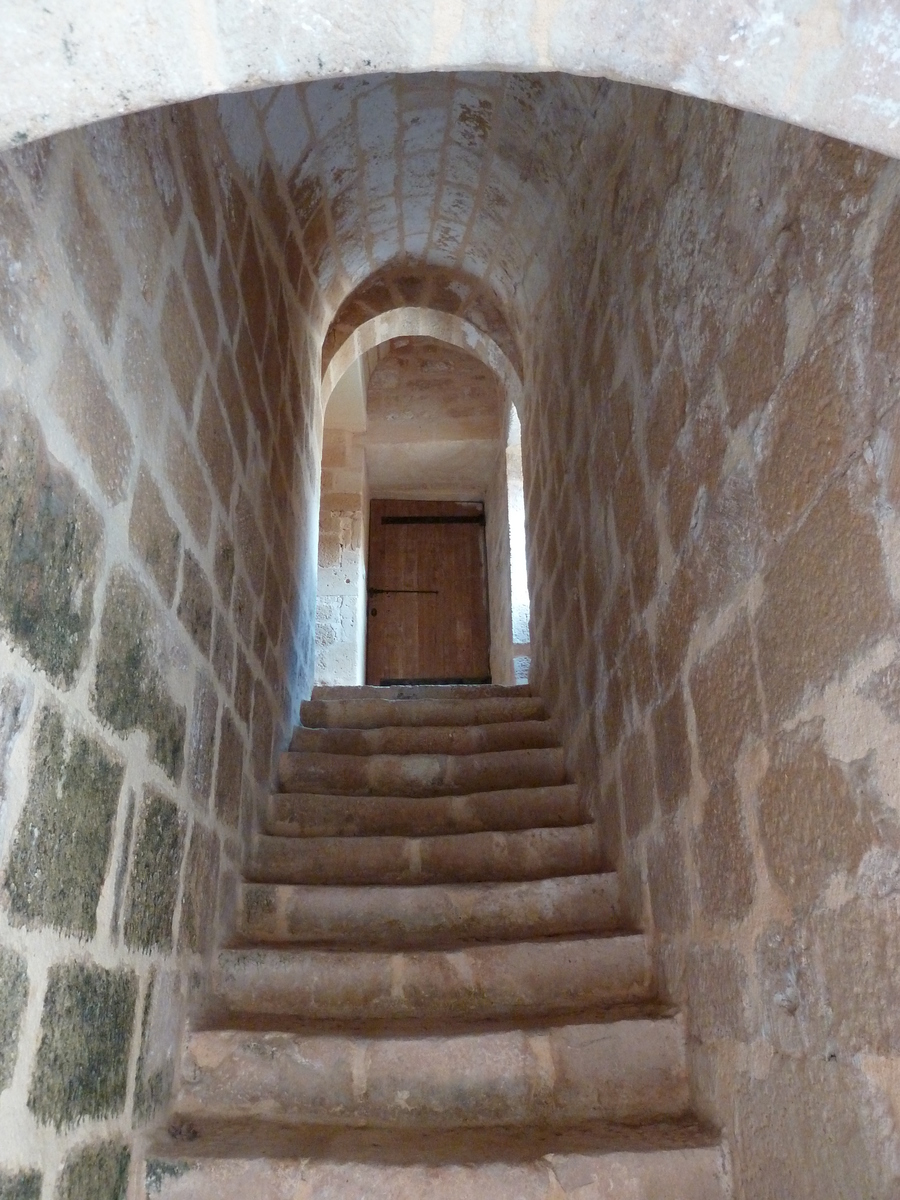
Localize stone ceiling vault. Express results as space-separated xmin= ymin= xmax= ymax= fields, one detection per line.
xmin=215 ymin=72 xmax=605 ymax=369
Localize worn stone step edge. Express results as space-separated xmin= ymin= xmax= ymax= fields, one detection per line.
xmin=246 ymin=825 xmax=603 ymax=886
xmin=209 ymin=934 xmax=653 ymax=1023
xmin=278 ymin=746 xmax=567 ymax=798
xmin=142 ymin=1130 xmax=727 ymax=1200
xmin=289 ymin=719 xmax=559 ymax=757
xmin=265 ymin=784 xmax=586 ymax=838
xmin=300 ymin=695 xmax=547 ymax=730
xmin=311 ymin=684 xmax=532 ymax=700
xmin=238 ymin=872 xmax=620 ymax=947
xmin=176 ymin=1015 xmax=690 ymax=1128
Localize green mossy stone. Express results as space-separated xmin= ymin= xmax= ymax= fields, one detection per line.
xmin=0 ymin=946 xmax=28 ymax=1091
xmin=144 ymin=1161 xmax=189 ymax=1195
xmin=4 ymin=709 xmax=123 ymax=936
xmin=123 ymin=790 xmax=185 ymax=952
xmin=0 ymin=1170 xmax=41 ymax=1200
xmin=0 ymin=400 xmax=101 ymax=686
xmin=93 ymin=569 xmax=186 ymax=781
xmin=28 ymin=962 xmax=137 ymax=1129
xmin=56 ymin=1141 xmax=129 ymax=1200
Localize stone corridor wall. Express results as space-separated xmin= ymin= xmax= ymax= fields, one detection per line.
xmin=0 ymin=102 xmax=319 ymax=1197
xmin=315 ymin=428 xmax=367 ymax=686
xmin=526 ymin=86 xmax=900 ymax=1195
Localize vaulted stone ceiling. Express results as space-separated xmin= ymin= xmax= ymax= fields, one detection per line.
xmin=215 ymin=72 xmax=606 ymax=366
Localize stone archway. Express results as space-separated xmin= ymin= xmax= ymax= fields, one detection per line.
xmin=317 ymin=305 xmax=526 ymax=685
xmin=6 ymin=1 xmax=900 ymax=163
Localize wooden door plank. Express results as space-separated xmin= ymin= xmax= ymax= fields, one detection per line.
xmin=365 ymin=499 xmax=490 ymax=684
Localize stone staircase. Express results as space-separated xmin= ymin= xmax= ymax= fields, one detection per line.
xmin=145 ymin=684 xmax=729 ymax=1198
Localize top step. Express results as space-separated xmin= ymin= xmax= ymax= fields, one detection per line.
xmin=302 ymin=694 xmax=545 ymax=730
xmin=311 ymin=684 xmax=532 ymax=701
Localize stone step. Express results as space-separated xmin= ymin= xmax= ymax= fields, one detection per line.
xmin=145 ymin=1122 xmax=727 ymax=1200
xmin=175 ymin=1015 xmax=689 ymax=1129
xmin=210 ymin=935 xmax=653 ymax=1024
xmin=311 ymin=684 xmax=532 ymax=700
xmin=265 ymin=784 xmax=585 ymax=839
xmin=239 ymin=872 xmax=619 ymax=947
xmin=247 ymin=825 xmax=602 ymax=886
xmin=300 ymin=694 xmax=547 ymax=729
xmin=278 ymin=746 xmax=566 ymax=797
xmin=289 ymin=719 xmax=558 ymax=757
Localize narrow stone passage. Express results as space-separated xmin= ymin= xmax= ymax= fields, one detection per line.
xmin=146 ymin=685 xmax=728 ymax=1198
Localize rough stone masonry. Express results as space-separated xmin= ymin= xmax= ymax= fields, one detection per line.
xmin=1 ymin=64 xmax=900 ymax=1199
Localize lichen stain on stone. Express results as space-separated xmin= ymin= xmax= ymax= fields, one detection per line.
xmin=3 ymin=707 xmax=123 ymax=936
xmin=0 ymin=1169 xmax=42 ymax=1200
xmin=0 ymin=395 xmax=101 ymax=687
xmin=123 ymin=788 xmax=186 ymax=952
xmin=92 ymin=569 xmax=186 ymax=781
xmin=144 ymin=1161 xmax=189 ymax=1195
xmin=28 ymin=961 xmax=137 ymax=1129
xmin=456 ymin=99 xmax=493 ymax=149
xmin=56 ymin=1141 xmax=129 ymax=1200
xmin=0 ymin=945 xmax=28 ymax=1092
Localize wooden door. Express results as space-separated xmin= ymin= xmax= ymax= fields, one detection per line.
xmin=366 ymin=500 xmax=491 ymax=685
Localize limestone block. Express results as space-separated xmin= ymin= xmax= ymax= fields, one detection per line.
xmin=28 ymin=962 xmax=137 ymax=1128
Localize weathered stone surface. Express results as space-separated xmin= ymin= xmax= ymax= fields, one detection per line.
xmin=28 ymin=962 xmax=136 ymax=1128
xmin=52 ymin=320 xmax=133 ymax=502
xmin=755 ymin=483 xmax=892 ymax=722
xmin=0 ymin=946 xmax=27 ymax=1092
xmin=178 ymin=551 xmax=213 ymax=657
xmin=619 ymin=728 xmax=656 ymax=838
xmin=56 ymin=1141 xmax=129 ymax=1200
xmin=167 ymin=423 xmax=212 ymax=545
xmin=647 ymin=817 xmax=690 ymax=934
xmin=124 ymin=788 xmax=186 ymax=952
xmin=757 ymin=345 xmax=850 ymax=537
xmin=179 ymin=821 xmax=220 ymax=954
xmin=693 ymin=778 xmax=755 ymax=924
xmin=197 ymin=382 xmax=234 ymax=509
xmin=0 ymin=1172 xmax=41 ymax=1200
xmin=0 ymin=397 xmax=101 ymax=686
xmin=134 ymin=971 xmax=178 ymax=1123
xmin=861 ymin=653 xmax=900 ymax=723
xmin=93 ymin=569 xmax=186 ymax=781
xmin=653 ymin=687 xmax=691 ymax=813
xmin=246 ymin=873 xmax=620 ymax=947
xmin=130 ymin=464 xmax=181 ymax=604
xmin=664 ymin=406 xmax=727 ymax=555
xmin=62 ymin=166 xmax=122 ymax=343
xmin=187 ymin=673 xmax=218 ymax=808
xmin=758 ymin=725 xmax=878 ymax=907
xmin=689 ymin=614 xmax=761 ymax=785
xmin=720 ymin=289 xmax=786 ymax=427
xmin=160 ymin=275 xmax=202 ymax=418
xmin=0 ymin=163 xmax=47 ymax=362
xmin=215 ymin=709 xmax=244 ymax=829
xmin=110 ymin=789 xmax=136 ymax=940
xmin=685 ymin=944 xmax=749 ymax=1041
xmin=214 ymin=525 xmax=236 ymax=605
xmin=733 ymin=1055 xmax=878 ymax=1199
xmin=813 ymin=894 xmax=900 ymax=1054
xmin=4 ymin=709 xmax=122 ymax=936
xmin=0 ymin=676 xmax=29 ymax=821
xmin=179 ymin=1015 xmax=690 ymax=1128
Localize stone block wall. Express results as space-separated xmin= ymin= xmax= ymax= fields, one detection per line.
xmin=526 ymin=85 xmax=900 ymax=1194
xmin=315 ymin=428 xmax=367 ymax=686
xmin=0 ymin=100 xmax=319 ymax=1196
xmin=484 ymin=436 xmax=515 ymax=687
